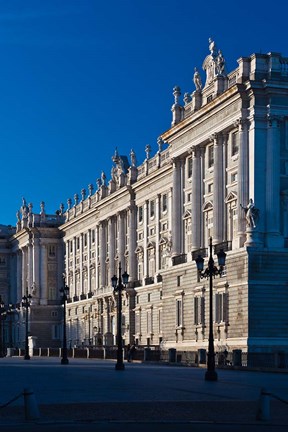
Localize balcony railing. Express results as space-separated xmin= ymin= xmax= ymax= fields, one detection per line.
xmin=172 ymin=254 xmax=187 ymax=266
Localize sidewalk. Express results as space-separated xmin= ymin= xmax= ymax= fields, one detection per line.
xmin=0 ymin=357 xmax=287 ymax=428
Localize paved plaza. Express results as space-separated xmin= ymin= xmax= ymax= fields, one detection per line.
xmin=0 ymin=357 xmax=288 ymax=431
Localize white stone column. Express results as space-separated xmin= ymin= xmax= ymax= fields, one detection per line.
xmin=212 ymin=133 xmax=224 ymax=244
xmin=237 ymin=119 xmax=249 ymax=247
xmin=87 ymin=230 xmax=91 ymax=294
xmin=17 ymin=251 xmax=22 ymax=301
xmin=27 ymin=242 xmax=33 ymax=290
xmin=118 ymin=212 xmax=125 ymax=268
xmin=171 ymin=158 xmax=182 ymax=255
xmin=95 ymin=225 xmax=100 ymax=291
xmin=266 ymin=115 xmax=283 ymax=247
xmin=32 ymin=238 xmax=40 ymax=304
xmin=191 ymin=146 xmax=201 ymax=250
xmin=200 ymin=146 xmax=205 ymax=247
xmin=79 ymin=233 xmax=83 ymax=295
xmin=128 ymin=205 xmax=137 ymax=280
xmin=72 ymin=237 xmax=76 ymax=296
xmin=108 ymin=216 xmax=116 ymax=281
xmin=99 ymin=222 xmax=106 ymax=287
xmin=40 ymin=242 xmax=48 ymax=305
xmin=21 ymin=247 xmax=27 ymax=295
xmin=143 ymin=201 xmax=148 ymax=277
xmin=155 ymin=194 xmax=160 ymax=273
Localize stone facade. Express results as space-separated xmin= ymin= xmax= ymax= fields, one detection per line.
xmin=1 ymin=39 xmax=288 ymax=356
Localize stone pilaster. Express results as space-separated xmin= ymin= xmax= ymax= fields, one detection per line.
xmin=108 ymin=217 xmax=116 ymax=281
xmin=128 ymin=205 xmax=137 ymax=281
xmin=212 ymin=133 xmax=224 ymax=244
xmin=99 ymin=222 xmax=106 ymax=287
xmin=266 ymin=115 xmax=283 ymax=247
xmin=237 ymin=119 xmax=249 ymax=247
xmin=191 ymin=146 xmax=201 ymax=250
xmin=40 ymin=242 xmax=48 ymax=305
xmin=171 ymin=158 xmax=182 ymax=256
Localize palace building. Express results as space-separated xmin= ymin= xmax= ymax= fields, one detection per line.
xmin=1 ymin=39 xmax=288 ymax=358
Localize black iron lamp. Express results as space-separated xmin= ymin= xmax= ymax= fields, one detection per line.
xmin=195 ymin=237 xmax=226 ymax=381
xmin=22 ymin=290 xmax=32 ymax=360
xmin=60 ymin=276 xmax=69 ymax=365
xmin=111 ymin=263 xmax=129 ymax=370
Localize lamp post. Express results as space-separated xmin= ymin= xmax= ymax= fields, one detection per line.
xmin=22 ymin=289 xmax=32 ymax=360
xmin=195 ymin=237 xmax=226 ymax=381
xmin=60 ymin=276 xmax=69 ymax=365
xmin=111 ymin=263 xmax=129 ymax=371
xmin=0 ymin=296 xmax=6 ymax=357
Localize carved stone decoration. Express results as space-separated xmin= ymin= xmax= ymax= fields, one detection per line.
xmin=240 ymin=198 xmax=260 ymax=229
xmin=202 ymin=38 xmax=227 ymax=87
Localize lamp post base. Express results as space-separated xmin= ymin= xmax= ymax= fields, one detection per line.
xmin=61 ymin=357 xmax=69 ymax=365
xmin=205 ymin=369 xmax=218 ymax=381
xmin=115 ymin=362 xmax=125 ymax=371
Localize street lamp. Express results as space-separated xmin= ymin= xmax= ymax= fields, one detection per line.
xmin=22 ymin=289 xmax=32 ymax=360
xmin=195 ymin=237 xmax=226 ymax=381
xmin=0 ymin=296 xmax=6 ymax=357
xmin=60 ymin=276 xmax=69 ymax=365
xmin=111 ymin=263 xmax=129 ymax=371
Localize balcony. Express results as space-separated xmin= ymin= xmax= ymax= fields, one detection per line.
xmin=172 ymin=254 xmax=187 ymax=266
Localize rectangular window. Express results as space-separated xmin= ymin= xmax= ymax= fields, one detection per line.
xmin=231 ymin=172 xmax=238 ymax=183
xmin=84 ymin=234 xmax=87 ymax=247
xmin=208 ymin=145 xmax=214 ymax=168
xmin=91 ymin=230 xmax=95 ymax=243
xmin=231 ymin=132 xmax=239 ymax=156
xmin=194 ymin=297 xmax=205 ymax=325
xmin=215 ymin=293 xmax=228 ymax=323
xmin=52 ymin=324 xmax=61 ymax=340
xmin=150 ymin=201 xmax=155 ymax=218
xmin=162 ymin=194 xmax=167 ymax=213
xmin=49 ymin=245 xmax=56 ymax=257
xmin=138 ymin=206 xmax=143 ymax=223
xmin=207 ymin=183 xmax=213 ymax=193
xmin=176 ymin=299 xmax=182 ymax=327
xmin=187 ymin=158 xmax=192 ymax=178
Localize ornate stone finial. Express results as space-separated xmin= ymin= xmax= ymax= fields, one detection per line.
xmin=157 ymin=137 xmax=164 ymax=153
xmin=67 ymin=198 xmax=72 ymax=210
xmin=112 ymin=147 xmax=120 ymax=164
xmin=16 ymin=210 xmax=21 ymax=222
xmin=208 ymin=37 xmax=217 ymax=58
xmin=173 ymin=86 xmax=181 ymax=105
xmin=81 ymin=188 xmax=86 ymax=201
xmin=40 ymin=201 xmax=45 ymax=215
xmin=60 ymin=203 xmax=64 ymax=215
xmin=88 ymin=184 xmax=94 ymax=196
xmin=216 ymin=49 xmax=225 ymax=75
xmin=96 ymin=178 xmax=101 ymax=190
xmin=183 ymin=92 xmax=192 ymax=105
xmin=101 ymin=171 xmax=106 ymax=186
xmin=28 ymin=202 xmax=33 ymax=213
xmin=240 ymin=198 xmax=259 ymax=229
xmin=130 ymin=149 xmax=137 ymax=167
xmin=145 ymin=144 xmax=151 ymax=160
xmin=74 ymin=194 xmax=79 ymax=206
xmin=193 ymin=67 xmax=202 ymax=92
xmin=21 ymin=197 xmax=28 ymax=219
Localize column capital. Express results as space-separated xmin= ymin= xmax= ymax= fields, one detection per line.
xmin=267 ymin=114 xmax=282 ymax=127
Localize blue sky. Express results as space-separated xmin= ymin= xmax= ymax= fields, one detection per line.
xmin=0 ymin=0 xmax=287 ymax=225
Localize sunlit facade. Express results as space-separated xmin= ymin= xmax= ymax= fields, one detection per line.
xmin=2 ymin=40 xmax=288 ymax=357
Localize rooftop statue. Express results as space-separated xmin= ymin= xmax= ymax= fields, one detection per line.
xmin=193 ymin=67 xmax=202 ymax=92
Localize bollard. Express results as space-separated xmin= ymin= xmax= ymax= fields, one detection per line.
xmin=23 ymin=387 xmax=40 ymax=421
xmin=256 ymin=387 xmax=271 ymax=422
